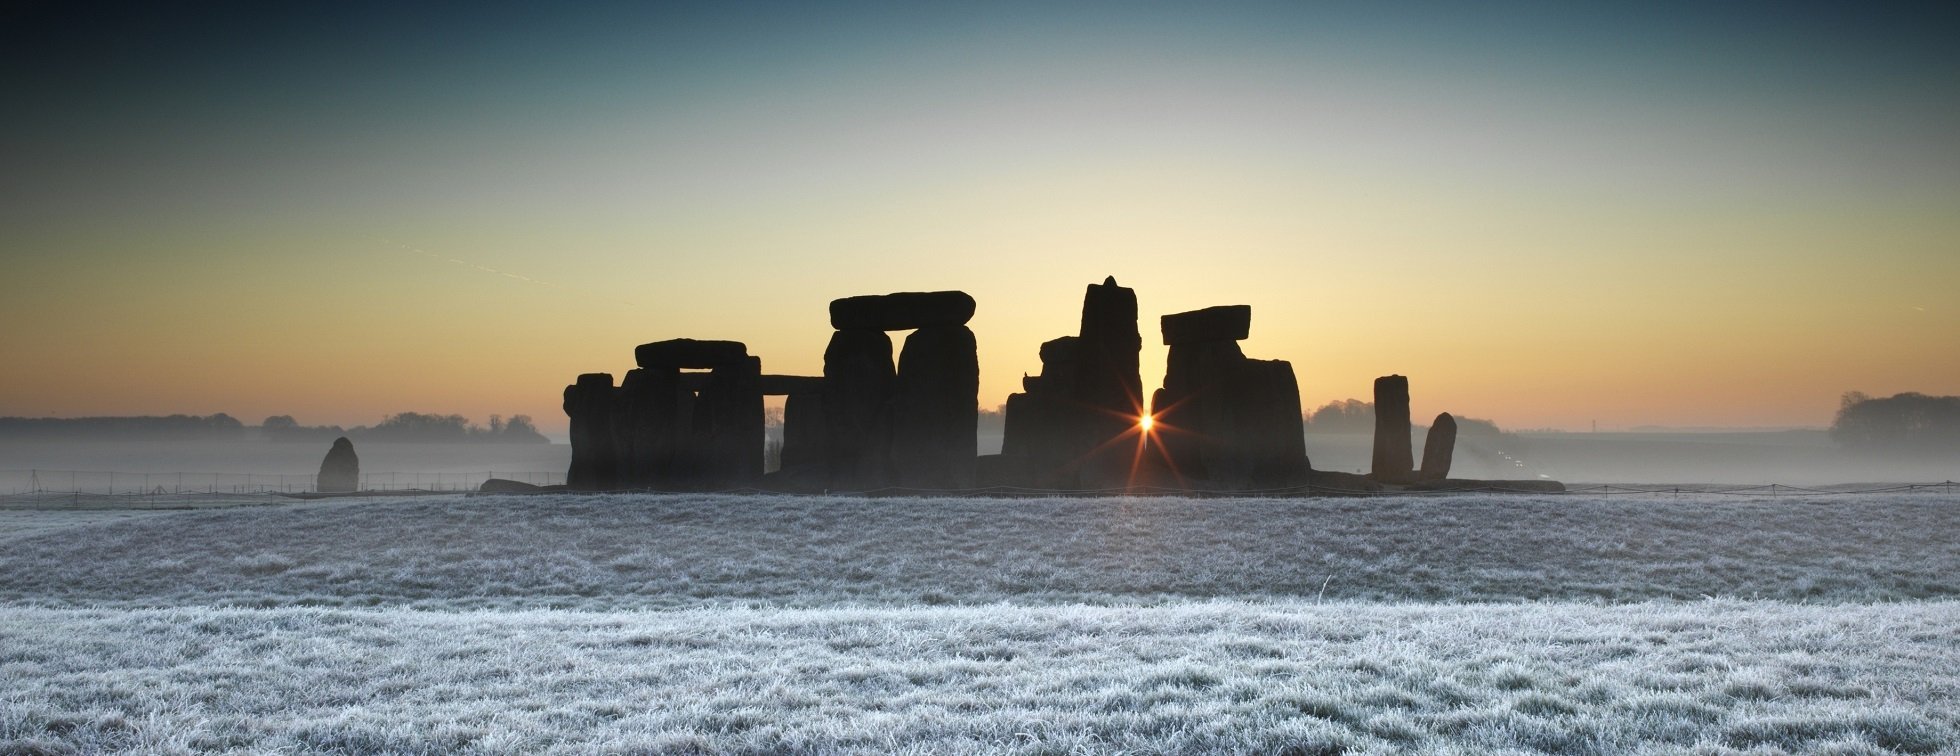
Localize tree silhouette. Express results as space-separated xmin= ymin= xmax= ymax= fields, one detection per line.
xmin=1832 ymin=392 xmax=1960 ymax=458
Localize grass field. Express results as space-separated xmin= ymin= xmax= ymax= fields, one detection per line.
xmin=3 ymin=493 xmax=1956 ymax=754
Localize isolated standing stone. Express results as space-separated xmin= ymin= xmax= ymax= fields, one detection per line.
xmin=316 ymin=437 xmax=359 ymax=493
xmin=1419 ymin=412 xmax=1457 ymax=481
xmin=1371 ymin=375 xmax=1413 ymax=483
xmin=892 ymin=325 xmax=979 ymax=489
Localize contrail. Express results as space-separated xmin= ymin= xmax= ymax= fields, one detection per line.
xmin=383 ymin=240 xmax=565 ymax=290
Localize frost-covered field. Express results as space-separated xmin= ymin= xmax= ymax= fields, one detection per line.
xmin=1 ymin=494 xmax=1954 ymax=608
xmin=3 ymin=493 xmax=1957 ymax=754
xmin=5 ymin=602 xmax=1957 ymax=755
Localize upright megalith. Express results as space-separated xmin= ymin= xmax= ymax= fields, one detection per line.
xmin=1000 ymin=277 xmax=1145 ymax=488
xmin=893 ymin=325 xmax=979 ymax=488
xmin=823 ymin=328 xmax=896 ymax=488
xmin=696 ymin=355 xmax=764 ymax=485
xmin=613 ymin=369 xmax=657 ymax=489
xmin=1420 ymin=412 xmax=1457 ymax=481
xmin=564 ymin=373 xmax=619 ymax=490
xmin=1371 ymin=375 xmax=1414 ymax=484
xmin=779 ymin=389 xmax=827 ymax=472
xmin=820 ymin=290 xmax=978 ymax=490
xmin=627 ymin=339 xmax=763 ymax=490
xmin=316 ymin=437 xmax=359 ymax=493
xmin=1074 ymin=277 xmax=1144 ymax=485
xmin=1152 ymin=306 xmax=1309 ymax=489
xmin=759 ymin=375 xmax=825 ymax=472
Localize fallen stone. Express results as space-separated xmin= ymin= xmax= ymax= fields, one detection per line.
xmin=478 ymin=478 xmax=541 ymax=493
xmin=1407 ymin=478 xmax=1565 ymax=493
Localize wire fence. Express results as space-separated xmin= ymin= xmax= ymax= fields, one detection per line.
xmin=0 ymin=469 xmax=563 ymax=497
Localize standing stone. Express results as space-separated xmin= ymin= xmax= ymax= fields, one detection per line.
xmin=1241 ymin=358 xmax=1310 ymax=486
xmin=564 ymin=373 xmax=618 ymax=491
xmin=823 ymin=329 xmax=896 ymax=489
xmin=614 ymin=369 xmax=655 ymax=489
xmin=642 ymin=367 xmax=690 ymax=487
xmin=892 ymin=325 xmax=979 ymax=489
xmin=999 ymin=278 xmax=1143 ymax=489
xmin=316 ymin=437 xmax=359 ymax=493
xmin=1155 ymin=339 xmax=1236 ymax=485
xmin=1074 ymin=277 xmax=1143 ymax=487
xmin=1419 ymin=412 xmax=1457 ymax=481
xmin=1151 ymin=307 xmax=1311 ymax=489
xmin=780 ymin=390 xmax=827 ymax=470
xmin=1371 ymin=375 xmax=1413 ymax=484
xmin=697 ymin=355 xmax=764 ymax=487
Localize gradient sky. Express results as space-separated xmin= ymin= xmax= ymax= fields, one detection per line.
xmin=4 ymin=1 xmax=1957 ymax=433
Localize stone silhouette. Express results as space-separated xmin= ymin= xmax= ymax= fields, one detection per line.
xmin=829 ymin=291 xmax=976 ymax=331
xmin=316 ymin=436 xmax=359 ymax=493
xmin=618 ymin=339 xmax=765 ymax=490
xmin=558 ymin=281 xmax=1556 ymax=495
xmin=563 ymin=373 xmax=619 ymax=490
xmin=1370 ymin=375 xmax=1414 ymax=484
xmin=634 ymin=339 xmax=750 ymax=369
xmin=1151 ymin=305 xmax=1309 ymax=489
xmin=1000 ymin=277 xmax=1143 ymax=488
xmin=892 ymin=324 xmax=979 ymax=488
xmin=771 ymin=377 xmax=827 ymax=472
xmin=823 ymin=328 xmax=897 ymax=489
xmin=1419 ymin=412 xmax=1457 ymax=481
xmin=821 ymin=290 xmax=977 ymax=490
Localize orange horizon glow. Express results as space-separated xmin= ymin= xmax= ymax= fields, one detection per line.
xmin=4 ymin=5 xmax=1957 ymax=434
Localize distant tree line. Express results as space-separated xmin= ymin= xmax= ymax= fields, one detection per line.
xmin=1300 ymin=399 xmax=1511 ymax=441
xmin=0 ymin=412 xmax=548 ymax=444
xmin=1832 ymin=392 xmax=1960 ymax=458
xmin=0 ymin=413 xmax=245 ymax=440
xmin=263 ymin=413 xmax=549 ymax=444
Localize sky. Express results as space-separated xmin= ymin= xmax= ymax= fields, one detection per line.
xmin=3 ymin=0 xmax=1957 ymax=433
